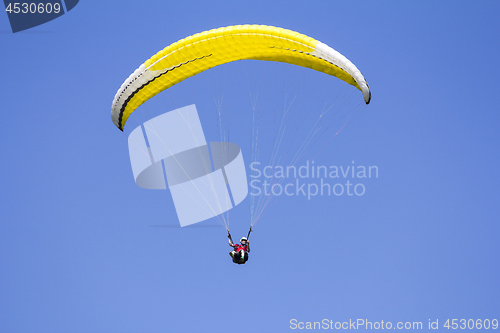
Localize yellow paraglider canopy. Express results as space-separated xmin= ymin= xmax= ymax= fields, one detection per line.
xmin=111 ymin=24 xmax=371 ymax=131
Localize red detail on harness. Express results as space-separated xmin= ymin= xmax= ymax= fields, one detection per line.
xmin=235 ymin=244 xmax=247 ymax=252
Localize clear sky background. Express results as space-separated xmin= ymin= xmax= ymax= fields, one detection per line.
xmin=1 ymin=1 xmax=499 ymax=332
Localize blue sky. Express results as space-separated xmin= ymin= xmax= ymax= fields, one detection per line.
xmin=1 ymin=1 xmax=499 ymax=332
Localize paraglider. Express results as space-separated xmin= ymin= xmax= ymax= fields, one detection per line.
xmin=111 ymin=24 xmax=370 ymax=131
xmin=228 ymin=231 xmax=251 ymax=265
xmin=111 ymin=24 xmax=371 ymax=264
